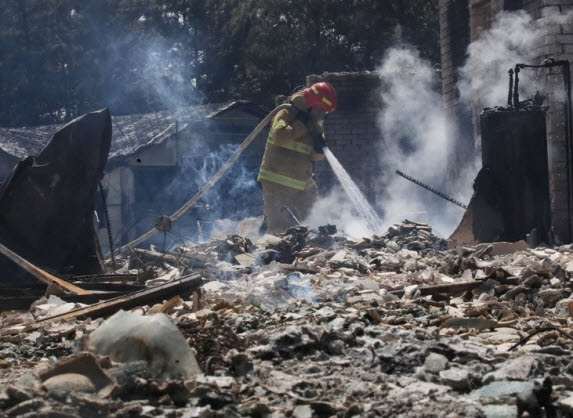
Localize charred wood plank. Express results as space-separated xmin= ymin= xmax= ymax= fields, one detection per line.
xmin=37 ymin=273 xmax=203 ymax=322
xmin=0 ymin=243 xmax=89 ymax=295
xmin=73 ymin=282 xmax=144 ymax=292
xmin=277 ymin=263 xmax=320 ymax=274
xmin=131 ymin=248 xmax=212 ymax=269
xmin=67 ymin=274 xmax=139 ymax=283
xmin=390 ymin=278 xmax=519 ymax=298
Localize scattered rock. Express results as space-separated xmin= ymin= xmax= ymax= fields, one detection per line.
xmin=439 ymin=368 xmax=471 ymax=391
xmin=424 ymin=353 xmax=449 ymax=373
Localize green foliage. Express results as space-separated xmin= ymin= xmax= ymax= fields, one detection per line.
xmin=0 ymin=0 xmax=439 ymax=126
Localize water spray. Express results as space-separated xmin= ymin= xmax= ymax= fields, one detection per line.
xmin=323 ymin=147 xmax=384 ymax=235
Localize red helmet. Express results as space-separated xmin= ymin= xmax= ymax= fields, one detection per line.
xmin=304 ymin=82 xmax=337 ymax=112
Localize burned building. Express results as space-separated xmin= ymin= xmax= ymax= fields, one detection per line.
xmin=440 ymin=0 xmax=573 ymax=242
xmin=0 ymin=102 xmax=269 ymax=252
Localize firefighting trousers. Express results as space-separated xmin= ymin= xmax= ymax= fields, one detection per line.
xmin=260 ymin=180 xmax=318 ymax=234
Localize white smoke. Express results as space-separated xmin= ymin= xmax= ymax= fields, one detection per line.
xmin=459 ymin=9 xmax=573 ymax=107
xmin=375 ymin=47 xmax=469 ymax=236
xmin=304 ymin=47 xmax=470 ymax=239
xmin=137 ymin=39 xmax=199 ymax=110
xmin=162 ymin=140 xmax=262 ymax=244
xmin=304 ymin=186 xmax=373 ymax=239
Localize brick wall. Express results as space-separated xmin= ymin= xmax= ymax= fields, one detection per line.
xmin=442 ymin=0 xmax=573 ymax=241
xmin=532 ymin=0 xmax=573 ymax=242
xmin=305 ymin=72 xmax=382 ymax=203
xmin=439 ymin=0 xmax=475 ymax=185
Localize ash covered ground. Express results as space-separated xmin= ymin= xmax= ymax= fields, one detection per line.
xmin=2 ymin=220 xmax=573 ymax=417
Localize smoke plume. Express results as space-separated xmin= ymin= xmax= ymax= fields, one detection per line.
xmin=459 ymin=9 xmax=573 ymax=107
xmin=374 ymin=47 xmax=470 ymax=236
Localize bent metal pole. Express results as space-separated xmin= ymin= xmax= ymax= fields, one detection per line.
xmin=118 ymin=103 xmax=293 ymax=253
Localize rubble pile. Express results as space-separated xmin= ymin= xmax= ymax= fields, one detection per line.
xmin=3 ymin=220 xmax=573 ymax=417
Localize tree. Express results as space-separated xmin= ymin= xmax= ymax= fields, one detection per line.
xmin=0 ymin=0 xmax=439 ymax=126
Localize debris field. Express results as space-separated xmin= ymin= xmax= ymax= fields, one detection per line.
xmin=3 ymin=220 xmax=573 ymax=417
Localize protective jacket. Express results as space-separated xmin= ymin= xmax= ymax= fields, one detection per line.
xmin=257 ymin=92 xmax=325 ymax=191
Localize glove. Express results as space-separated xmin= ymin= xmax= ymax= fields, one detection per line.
xmin=312 ymin=133 xmax=327 ymax=153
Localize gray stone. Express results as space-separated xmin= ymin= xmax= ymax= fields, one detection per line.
xmin=439 ymin=367 xmax=471 ymax=390
xmin=386 ymin=240 xmax=400 ymax=251
xmin=329 ymin=317 xmax=346 ymax=331
xmin=315 ymin=306 xmax=336 ymax=319
xmin=404 ymin=259 xmax=418 ymax=271
xmin=479 ymin=404 xmax=517 ymax=418
xmin=292 ymin=404 xmax=312 ymax=418
xmin=537 ymin=289 xmax=570 ymax=307
xmin=477 ymin=327 xmax=522 ymax=344
xmin=483 ymin=356 xmax=537 ymax=383
xmin=356 ymin=279 xmax=379 ymax=291
xmin=473 ymin=381 xmax=534 ymax=398
xmin=42 ymin=373 xmax=96 ymax=396
xmin=424 ymin=353 xmax=449 ymax=373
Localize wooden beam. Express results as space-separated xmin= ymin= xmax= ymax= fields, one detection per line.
xmin=0 ymin=242 xmax=89 ymax=295
xmin=37 ymin=273 xmax=203 ymax=322
xmin=131 ymin=247 xmax=212 ymax=268
xmin=389 ymin=277 xmax=519 ymax=298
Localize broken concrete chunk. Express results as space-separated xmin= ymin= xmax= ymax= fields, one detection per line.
xmin=88 ymin=310 xmax=201 ymax=380
xmin=483 ymin=356 xmax=538 ymax=383
xmin=439 ymin=367 xmax=471 ymax=391
xmin=473 ymin=381 xmax=534 ymax=398
xmin=292 ymin=404 xmax=312 ymax=418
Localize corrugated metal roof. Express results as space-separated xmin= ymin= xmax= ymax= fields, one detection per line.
xmin=0 ymin=101 xmax=267 ymax=165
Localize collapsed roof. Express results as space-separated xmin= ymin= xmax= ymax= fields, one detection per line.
xmin=0 ymin=101 xmax=268 ymax=168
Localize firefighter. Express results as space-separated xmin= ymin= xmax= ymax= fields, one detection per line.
xmin=258 ymin=82 xmax=337 ymax=234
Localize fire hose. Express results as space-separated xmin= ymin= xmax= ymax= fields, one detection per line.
xmin=117 ymin=103 xmax=293 ymax=253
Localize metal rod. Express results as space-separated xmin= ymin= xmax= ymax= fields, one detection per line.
xmin=98 ymin=181 xmax=116 ymax=271
xmin=283 ymin=206 xmax=301 ymax=225
xmin=508 ymin=69 xmax=514 ymax=106
xmin=513 ymin=65 xmax=521 ymax=109
xmin=395 ymin=170 xmax=468 ymax=209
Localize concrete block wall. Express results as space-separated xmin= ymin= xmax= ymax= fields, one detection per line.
xmin=305 ymin=72 xmax=383 ymax=203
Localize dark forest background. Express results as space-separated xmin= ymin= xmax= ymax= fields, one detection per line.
xmin=0 ymin=0 xmax=439 ymax=127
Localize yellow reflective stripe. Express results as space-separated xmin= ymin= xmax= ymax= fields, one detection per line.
xmin=257 ymin=168 xmax=307 ymax=190
xmin=267 ymin=138 xmax=312 ymax=155
xmin=311 ymin=86 xmax=319 ymax=94
xmin=322 ymin=97 xmax=332 ymax=106
xmin=270 ymin=119 xmax=288 ymax=137
xmin=268 ymin=118 xmax=312 ymax=155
